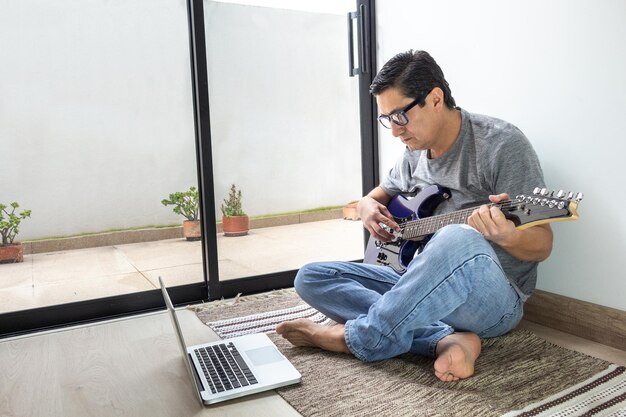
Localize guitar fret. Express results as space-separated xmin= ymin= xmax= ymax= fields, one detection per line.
xmin=402 ymin=207 xmax=477 ymax=238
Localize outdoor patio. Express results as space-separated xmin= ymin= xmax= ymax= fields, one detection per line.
xmin=0 ymin=219 xmax=364 ymax=313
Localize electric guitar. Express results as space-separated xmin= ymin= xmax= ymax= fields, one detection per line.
xmin=364 ymin=184 xmax=583 ymax=274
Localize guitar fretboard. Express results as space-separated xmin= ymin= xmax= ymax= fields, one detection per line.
xmin=400 ymin=201 xmax=514 ymax=240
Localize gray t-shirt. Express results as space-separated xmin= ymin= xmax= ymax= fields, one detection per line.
xmin=381 ymin=108 xmax=545 ymax=299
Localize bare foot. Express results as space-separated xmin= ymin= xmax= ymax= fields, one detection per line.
xmin=276 ymin=319 xmax=350 ymax=354
xmin=433 ymin=332 xmax=481 ymax=382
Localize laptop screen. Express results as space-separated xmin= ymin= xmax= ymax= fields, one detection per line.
xmin=159 ymin=276 xmax=205 ymax=401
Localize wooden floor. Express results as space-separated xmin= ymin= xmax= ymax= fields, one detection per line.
xmin=1 ymin=308 xmax=624 ymax=417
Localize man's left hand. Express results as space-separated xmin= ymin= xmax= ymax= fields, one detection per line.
xmin=467 ymin=193 xmax=516 ymax=245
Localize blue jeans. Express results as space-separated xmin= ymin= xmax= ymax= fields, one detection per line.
xmin=294 ymin=224 xmax=523 ymax=362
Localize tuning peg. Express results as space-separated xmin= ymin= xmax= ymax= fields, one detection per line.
xmin=556 ymin=190 xmax=565 ymax=198
xmin=533 ymin=187 xmax=541 ymax=195
xmin=566 ymin=191 xmax=574 ymax=200
xmin=540 ymin=188 xmax=548 ymax=196
xmin=575 ymin=192 xmax=584 ymax=202
xmin=548 ymin=200 xmax=557 ymax=208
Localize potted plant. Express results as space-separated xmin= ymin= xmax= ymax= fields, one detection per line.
xmin=221 ymin=184 xmax=249 ymax=237
xmin=161 ymin=186 xmax=201 ymax=241
xmin=342 ymin=200 xmax=361 ymax=220
xmin=0 ymin=202 xmax=32 ymax=264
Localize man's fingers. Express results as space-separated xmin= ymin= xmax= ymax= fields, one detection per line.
xmin=469 ymin=208 xmax=486 ymax=234
xmin=490 ymin=205 xmax=506 ymax=223
xmin=368 ymin=222 xmax=394 ymax=242
xmin=378 ymin=207 xmax=400 ymax=231
xmin=488 ymin=193 xmax=510 ymax=203
xmin=366 ymin=211 xmax=399 ymax=242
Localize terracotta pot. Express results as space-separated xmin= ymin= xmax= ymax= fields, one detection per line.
xmin=222 ymin=215 xmax=249 ymax=237
xmin=342 ymin=202 xmax=360 ymax=220
xmin=0 ymin=243 xmax=24 ymax=264
xmin=183 ymin=220 xmax=201 ymax=241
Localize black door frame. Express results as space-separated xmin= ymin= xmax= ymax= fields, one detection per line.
xmin=0 ymin=0 xmax=378 ymax=339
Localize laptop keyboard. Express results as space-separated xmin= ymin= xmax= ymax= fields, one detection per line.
xmin=194 ymin=342 xmax=258 ymax=394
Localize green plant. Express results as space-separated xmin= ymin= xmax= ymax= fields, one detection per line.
xmin=221 ymin=184 xmax=246 ymax=217
xmin=161 ymin=186 xmax=199 ymax=221
xmin=0 ymin=202 xmax=32 ymax=246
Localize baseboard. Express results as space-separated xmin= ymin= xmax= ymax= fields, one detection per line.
xmin=524 ymin=289 xmax=626 ymax=351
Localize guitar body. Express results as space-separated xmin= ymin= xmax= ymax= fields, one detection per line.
xmin=364 ymin=185 xmax=451 ymax=274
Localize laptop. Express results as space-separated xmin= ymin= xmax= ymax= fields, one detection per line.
xmin=159 ymin=276 xmax=301 ymax=405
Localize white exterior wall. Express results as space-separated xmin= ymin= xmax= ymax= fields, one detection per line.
xmin=204 ymin=2 xmax=362 ymax=218
xmin=0 ymin=1 xmax=361 ymax=240
xmin=376 ymin=0 xmax=626 ymax=310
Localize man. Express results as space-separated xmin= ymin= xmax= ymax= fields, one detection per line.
xmin=276 ymin=50 xmax=552 ymax=382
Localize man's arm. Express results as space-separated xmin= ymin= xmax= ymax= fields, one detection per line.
xmin=356 ymin=186 xmax=401 ymax=242
xmin=468 ymin=193 xmax=553 ymax=262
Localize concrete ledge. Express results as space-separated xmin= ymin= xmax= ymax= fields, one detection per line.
xmin=216 ymin=208 xmax=343 ymax=233
xmin=24 ymin=209 xmax=344 ymax=255
xmin=23 ymin=227 xmax=184 ymax=255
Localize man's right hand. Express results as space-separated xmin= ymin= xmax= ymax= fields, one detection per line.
xmin=357 ymin=196 xmax=401 ymax=242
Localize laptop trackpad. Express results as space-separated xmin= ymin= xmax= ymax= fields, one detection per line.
xmin=245 ymin=346 xmax=284 ymax=366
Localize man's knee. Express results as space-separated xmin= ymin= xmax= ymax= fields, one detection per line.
xmin=294 ymin=261 xmax=326 ymax=297
xmin=432 ymin=224 xmax=484 ymax=247
xmin=294 ymin=261 xmax=345 ymax=301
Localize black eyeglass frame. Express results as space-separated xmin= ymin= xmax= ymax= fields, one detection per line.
xmin=377 ymin=90 xmax=429 ymax=129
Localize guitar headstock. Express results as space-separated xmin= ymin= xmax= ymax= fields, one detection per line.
xmin=503 ymin=188 xmax=583 ymax=229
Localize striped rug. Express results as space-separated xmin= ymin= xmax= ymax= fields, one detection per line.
xmin=502 ymin=365 xmax=626 ymax=416
xmin=194 ymin=289 xmax=626 ymax=417
xmin=207 ymin=303 xmax=333 ymax=338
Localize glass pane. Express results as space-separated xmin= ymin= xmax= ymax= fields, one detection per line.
xmin=203 ymin=0 xmax=364 ymax=281
xmin=0 ymin=0 xmax=202 ymax=313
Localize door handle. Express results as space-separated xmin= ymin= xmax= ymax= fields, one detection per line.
xmin=347 ymin=4 xmax=370 ymax=77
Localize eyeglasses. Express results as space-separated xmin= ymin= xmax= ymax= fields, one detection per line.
xmin=377 ymin=92 xmax=428 ymax=129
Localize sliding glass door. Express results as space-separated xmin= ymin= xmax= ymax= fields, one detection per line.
xmin=201 ymin=1 xmax=365 ymax=285
xmin=0 ymin=0 xmax=377 ymax=337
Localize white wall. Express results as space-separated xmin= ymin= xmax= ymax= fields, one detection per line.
xmin=204 ymin=2 xmax=362 ymax=217
xmin=0 ymin=0 xmax=197 ymax=239
xmin=212 ymin=0 xmax=353 ymax=15
xmin=376 ymin=0 xmax=626 ymax=310
xmin=0 ymin=0 xmax=361 ymax=240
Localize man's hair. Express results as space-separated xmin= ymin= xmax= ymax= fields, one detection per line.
xmin=370 ymin=50 xmax=456 ymax=109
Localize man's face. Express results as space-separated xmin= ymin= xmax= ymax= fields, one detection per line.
xmin=375 ymin=87 xmax=437 ymax=151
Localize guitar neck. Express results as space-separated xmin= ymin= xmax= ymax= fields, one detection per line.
xmin=401 ymin=203 xmax=500 ymax=240
xmin=398 ymin=188 xmax=581 ymax=241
